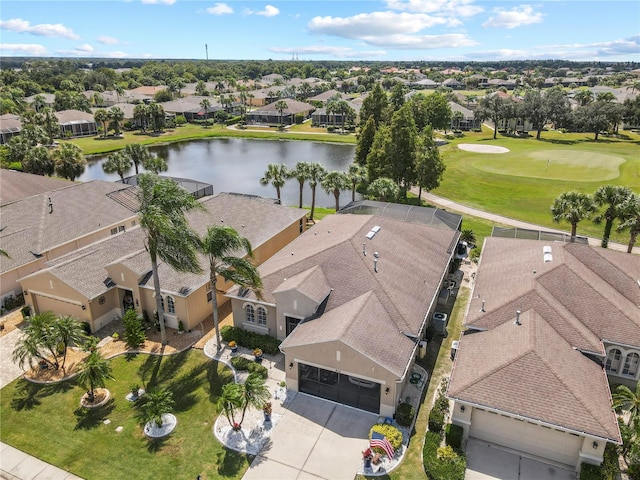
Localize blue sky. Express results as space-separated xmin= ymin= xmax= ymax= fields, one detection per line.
xmin=1 ymin=0 xmax=639 ymax=62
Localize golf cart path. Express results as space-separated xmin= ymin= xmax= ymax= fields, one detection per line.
xmin=412 ymin=189 xmax=639 ymax=255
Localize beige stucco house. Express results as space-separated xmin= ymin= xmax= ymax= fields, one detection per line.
xmin=448 ymin=237 xmax=640 ymax=471
xmin=19 ymin=193 xmax=308 ymax=334
xmin=227 ymin=207 xmax=463 ymax=417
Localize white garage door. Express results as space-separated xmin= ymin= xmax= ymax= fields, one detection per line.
xmin=34 ymin=294 xmax=84 ymax=321
xmin=470 ymin=408 xmax=582 ymax=466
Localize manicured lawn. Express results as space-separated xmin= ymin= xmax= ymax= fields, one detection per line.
xmin=0 ymin=350 xmax=249 ymax=480
xmin=434 ymin=128 xmax=640 ymax=242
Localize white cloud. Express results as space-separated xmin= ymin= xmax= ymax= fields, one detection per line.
xmin=483 ymin=5 xmax=543 ymax=29
xmin=206 ymin=3 xmax=233 ymax=15
xmin=0 ymin=18 xmax=79 ymax=40
xmin=104 ymin=51 xmax=129 ymax=58
xmin=56 ymin=43 xmax=95 ymax=56
xmin=385 ymin=0 xmax=483 ymax=17
xmin=0 ymin=43 xmax=48 ymax=55
xmin=363 ymin=32 xmax=477 ymax=49
xmin=245 ymin=5 xmax=280 ymax=17
xmin=269 ymin=45 xmax=387 ymax=58
xmin=141 ymin=0 xmax=176 ymax=4
xmin=97 ymin=35 xmax=120 ymax=45
xmin=308 ymin=12 xmax=449 ymax=38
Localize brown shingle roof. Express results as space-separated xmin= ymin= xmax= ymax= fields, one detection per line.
xmin=448 ymin=312 xmax=621 ymax=442
xmin=0 ymin=170 xmax=71 ymax=205
xmin=273 ymin=265 xmax=331 ymax=304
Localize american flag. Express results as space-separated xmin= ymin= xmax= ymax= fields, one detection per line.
xmin=370 ymin=431 xmax=394 ymax=459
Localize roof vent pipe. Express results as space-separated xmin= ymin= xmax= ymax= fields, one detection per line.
xmin=373 ymin=258 xmax=378 ymax=273
xmin=363 ymin=243 xmax=366 ymax=256
xmin=480 ymin=299 xmax=485 ymax=312
xmin=48 ymin=197 xmax=53 ymax=214
xmin=515 ymin=310 xmax=521 ymax=325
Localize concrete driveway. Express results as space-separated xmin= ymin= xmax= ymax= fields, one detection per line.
xmin=465 ymin=438 xmax=577 ymax=480
xmin=242 ymin=394 xmax=377 ymax=480
xmin=0 ymin=329 xmax=25 ymax=389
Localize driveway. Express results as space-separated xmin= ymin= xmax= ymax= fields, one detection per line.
xmin=242 ymin=394 xmax=377 ymax=480
xmin=0 ymin=329 xmax=25 ymax=389
xmin=465 ymin=438 xmax=577 ymax=480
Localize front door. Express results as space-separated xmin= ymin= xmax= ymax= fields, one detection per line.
xmin=122 ymin=289 xmax=134 ymax=313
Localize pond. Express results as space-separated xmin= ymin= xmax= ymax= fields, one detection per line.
xmin=80 ymin=138 xmax=357 ymax=208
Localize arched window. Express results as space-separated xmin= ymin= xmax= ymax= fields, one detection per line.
xmin=166 ymin=296 xmax=175 ymax=315
xmin=257 ymin=307 xmax=267 ymax=326
xmin=622 ymin=352 xmax=639 ymax=377
xmin=605 ymin=348 xmax=622 ymax=374
xmin=245 ymin=304 xmax=255 ymax=323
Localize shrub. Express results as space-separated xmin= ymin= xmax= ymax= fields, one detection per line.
xmin=230 ymin=356 xmax=251 ymax=370
xmin=174 ymin=115 xmax=187 ymax=126
xmin=445 ymin=423 xmax=463 ymax=450
xmin=81 ymin=321 xmax=92 ymax=335
xmin=435 ymin=392 xmax=449 ymax=414
xmin=628 ymin=463 xmax=640 ymax=480
xmin=580 ymin=463 xmax=604 ymax=480
xmin=428 ymin=408 xmax=445 ymax=433
xmin=122 ymin=308 xmax=146 ymax=349
xmin=295 ymin=113 xmax=304 ymax=124
xmin=224 ymin=115 xmax=242 ymax=126
xmin=220 ymin=325 xmax=280 ymax=354
xmin=423 ymin=431 xmax=466 ymax=480
xmin=247 ymin=362 xmax=268 ymax=379
xmin=327 ymin=126 xmax=336 ymax=133
xmin=395 ymin=402 xmax=415 ymax=427
xmin=369 ymin=424 xmax=403 ymax=452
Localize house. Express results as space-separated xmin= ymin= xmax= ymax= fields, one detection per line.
xmin=442 ymin=78 xmax=464 ymax=89
xmin=449 ymin=102 xmax=481 ymax=131
xmin=448 ymin=237 xmax=639 ymax=471
xmin=226 ymin=204 xmax=463 ymax=416
xmin=0 ymin=177 xmax=139 ymax=305
xmin=19 ymin=193 xmax=308 ymax=334
xmin=55 ymin=109 xmax=98 ymax=137
xmin=310 ymin=99 xmax=360 ymax=127
xmin=306 ymin=90 xmax=345 ymax=104
xmin=246 ymin=99 xmax=315 ymax=126
xmin=0 ymin=114 xmax=22 ymax=144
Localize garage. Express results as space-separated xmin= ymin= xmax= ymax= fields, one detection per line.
xmin=298 ymin=363 xmax=381 ymax=414
xmin=470 ymin=408 xmax=583 ymax=467
xmin=32 ymin=293 xmax=85 ymax=322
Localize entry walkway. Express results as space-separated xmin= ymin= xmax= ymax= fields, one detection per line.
xmin=0 ymin=443 xmax=83 ymax=480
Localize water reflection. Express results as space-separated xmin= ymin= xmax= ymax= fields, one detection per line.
xmin=81 ymin=138 xmax=357 ymax=208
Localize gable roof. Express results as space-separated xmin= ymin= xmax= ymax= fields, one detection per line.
xmin=250 ymin=99 xmax=315 ymax=115
xmin=0 ymin=170 xmax=71 ymax=206
xmin=273 ymin=265 xmax=331 ymax=304
xmin=448 ymin=312 xmax=621 ymax=442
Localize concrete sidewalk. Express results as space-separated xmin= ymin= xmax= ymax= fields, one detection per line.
xmin=0 ymin=443 xmax=83 ymax=480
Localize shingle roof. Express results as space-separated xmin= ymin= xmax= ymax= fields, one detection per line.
xmin=273 ymin=265 xmax=331 ymax=304
xmin=0 ymin=170 xmax=71 ymax=206
xmin=55 ymin=109 xmax=95 ymax=124
xmin=1 ymin=181 xmax=138 ymax=274
xmin=448 ymin=312 xmax=621 ymax=442
xmin=250 ymin=99 xmax=315 ymax=115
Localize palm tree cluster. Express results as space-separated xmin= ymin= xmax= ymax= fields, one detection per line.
xmin=260 ymin=162 xmax=366 ymax=219
xmin=93 ymin=106 xmax=125 ymax=137
xmin=102 ymin=143 xmax=165 ymax=182
xmin=218 ymin=373 xmax=270 ymax=431
xmin=551 ymin=185 xmax=639 ymax=251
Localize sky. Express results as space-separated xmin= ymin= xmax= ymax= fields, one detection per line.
xmin=1 ymin=0 xmax=639 ymax=62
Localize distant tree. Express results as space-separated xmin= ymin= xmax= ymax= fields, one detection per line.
xmin=109 ymin=106 xmax=125 ymax=136
xmin=142 ymin=156 xmax=168 ymax=174
xmin=366 ymin=124 xmax=392 ymax=181
xmin=200 ymin=98 xmax=211 ymax=121
xmin=355 ymin=116 xmax=376 ymax=167
xmin=573 ymin=89 xmax=594 ymax=106
xmin=53 ymin=143 xmax=86 ymax=181
xmin=390 ymin=83 xmax=406 ymax=110
xmin=593 ymin=185 xmax=633 ymax=248
xmin=475 ymin=94 xmax=510 ymax=139
xmin=367 ymin=177 xmax=399 ymax=202
xmin=23 ymin=145 xmax=54 ymax=176
xmin=94 ymin=108 xmax=110 ymax=137
xmin=133 ymin=103 xmax=150 ymax=132
xmin=148 ymin=103 xmax=165 ymax=132
xmin=260 ymin=163 xmax=289 ymax=202
xmin=347 ymin=164 xmax=366 ymax=203
xmin=617 ymin=193 xmax=640 ymax=253
xmin=195 ymin=80 xmax=208 ymax=97
xmin=415 ymin=127 xmax=446 ymax=202
xmin=551 ymin=191 xmax=597 ymax=241
xmin=575 ymin=101 xmax=617 ymax=140
xmin=359 ymin=83 xmax=389 ymax=127
xmin=321 ymin=171 xmax=349 ymax=211
xmin=123 ymin=143 xmax=152 ymax=175
xmin=275 ymin=99 xmax=288 ymax=126
xmin=521 ymin=87 xmax=570 ymax=139
xmin=288 ymin=162 xmax=311 ymax=208
xmin=102 ymin=151 xmax=133 ymax=182
xmin=41 ymin=108 xmax=59 ymax=145
xmin=307 ymin=162 xmax=327 ymax=221
xmin=623 ymin=96 xmax=640 ymax=130
xmin=421 ymin=92 xmax=452 ymax=131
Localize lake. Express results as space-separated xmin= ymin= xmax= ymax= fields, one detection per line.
xmin=80 ymin=138 xmax=357 ymax=208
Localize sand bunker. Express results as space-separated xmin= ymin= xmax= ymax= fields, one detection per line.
xmin=458 ymin=144 xmax=510 ymax=154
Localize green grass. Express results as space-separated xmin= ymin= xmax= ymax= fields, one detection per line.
xmin=67 ymin=123 xmax=355 ymax=156
xmin=0 ymin=350 xmax=250 ymax=480
xmin=435 ymin=128 xmax=640 ymax=242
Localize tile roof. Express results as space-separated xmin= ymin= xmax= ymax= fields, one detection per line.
xmin=448 ymin=312 xmax=621 ymax=442
xmin=1 ymin=180 xmax=138 ymax=274
xmin=281 ymin=291 xmax=416 ymax=377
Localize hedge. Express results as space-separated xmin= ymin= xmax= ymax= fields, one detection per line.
xmin=579 ymin=443 xmax=621 ymax=480
xmin=221 ymin=325 xmax=280 ymax=354
xmin=369 ymin=424 xmax=403 ymax=452
xmin=229 ymin=356 xmax=269 ymax=379
xmin=395 ymin=402 xmax=415 ymax=427
xmin=445 ymin=423 xmax=463 ymax=450
xmin=428 ymin=408 xmax=445 ymax=433
xmin=423 ymin=431 xmax=466 ymax=480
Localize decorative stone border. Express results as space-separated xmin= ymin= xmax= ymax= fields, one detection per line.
xmin=144 ymin=414 xmax=177 ymax=438
xmin=80 ymin=388 xmax=111 ymax=408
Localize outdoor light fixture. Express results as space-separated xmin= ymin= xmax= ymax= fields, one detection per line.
xmin=460 ymin=405 xmax=465 ymax=412
xmin=289 ymin=362 xmax=293 ymax=369
xmin=81 ymin=305 xmax=86 ymax=310
xmin=385 ymin=387 xmax=390 ymax=395
xmin=23 ymin=290 xmax=29 ymax=295
xmin=593 ymin=442 xmax=599 ymax=449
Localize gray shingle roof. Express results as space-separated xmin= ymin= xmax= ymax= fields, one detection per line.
xmin=0 ymin=170 xmax=71 ymax=206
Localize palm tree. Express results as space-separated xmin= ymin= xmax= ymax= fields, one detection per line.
xmin=31 ymin=94 xmax=47 ymax=113
xmin=573 ymin=89 xmax=594 ymax=106
xmin=133 ymin=103 xmax=150 ymax=132
xmin=103 ymin=151 xmax=133 ymax=182
xmin=550 ymin=191 xmax=597 ymax=241
xmin=55 ymin=315 xmax=87 ymax=369
xmin=288 ymin=162 xmax=311 ymax=209
xmin=114 ymin=84 xmax=125 ymax=104
xmin=200 ymin=98 xmax=211 ymax=122
xmin=274 ymin=99 xmax=288 ymax=126
xmin=52 ymin=143 xmax=86 ymax=181
xmin=142 ymin=156 xmax=168 ymax=174
xmin=347 ymin=164 xmax=366 ymax=203
xmin=593 ymin=185 xmax=633 ymax=248
xmin=137 ymin=173 xmax=204 ymax=345
xmin=307 ymin=163 xmax=327 ymax=222
xmin=94 ymin=108 xmax=110 ymax=137
xmin=321 ymin=171 xmax=349 ymax=212
xmin=41 ymin=108 xmax=59 ymax=145
xmin=199 ymin=226 xmax=262 ymax=352
xmin=219 ymin=382 xmax=243 ymax=430
xmin=77 ymin=350 xmax=113 ymax=403
xmin=123 ymin=143 xmax=152 ymax=175
xmin=109 ymin=107 xmax=125 ymax=136
xmin=148 ymin=103 xmax=165 ymax=133
xmin=237 ymin=373 xmax=271 ymax=427
xmin=260 ymin=163 xmax=289 ymax=203
xmin=12 ymin=311 xmax=61 ymax=370
xmin=367 ymin=177 xmax=399 ymax=202
xmin=617 ymin=193 xmax=640 ymax=253
xmin=460 ymin=229 xmax=477 ymax=247
xmin=141 ymin=389 xmax=175 ymax=428
xmin=613 ymin=383 xmax=640 ymax=428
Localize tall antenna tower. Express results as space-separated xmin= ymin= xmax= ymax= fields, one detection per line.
xmin=205 ymin=44 xmax=209 ymax=61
